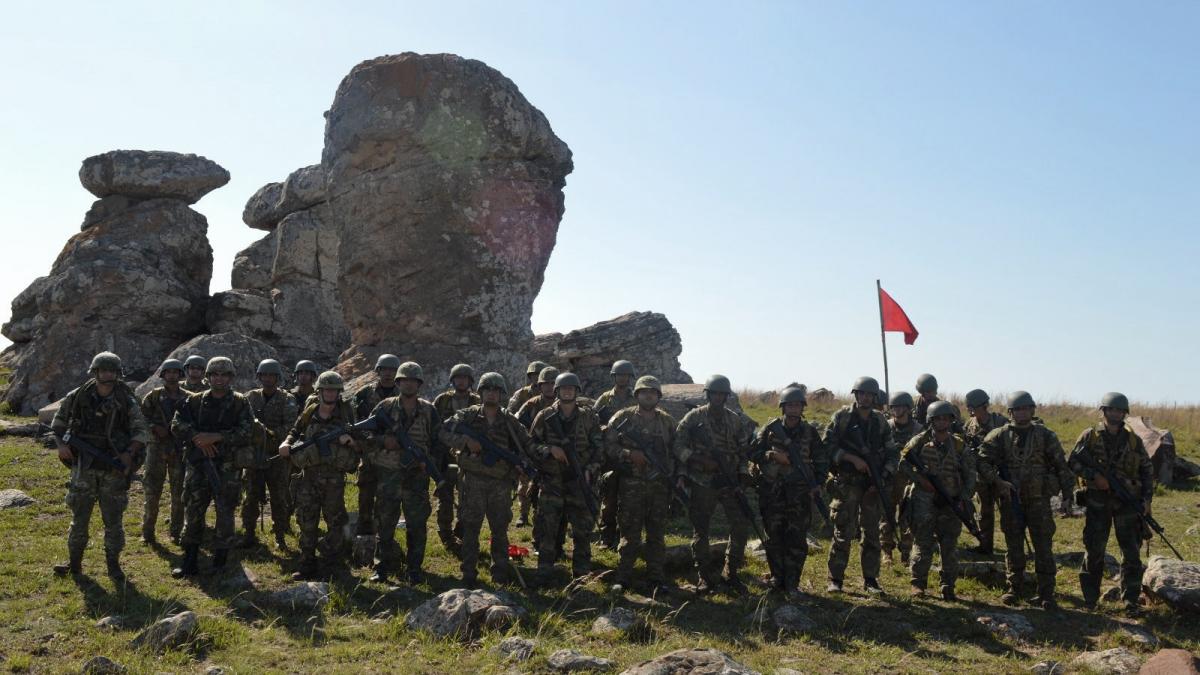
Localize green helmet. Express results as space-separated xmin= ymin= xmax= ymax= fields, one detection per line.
xmin=964 ymin=389 xmax=989 ymax=408
xmin=450 ymin=363 xmax=475 ymax=383
xmin=916 ymin=373 xmax=939 ymax=394
xmin=478 ymin=372 xmax=507 ymax=393
xmin=704 ymin=374 xmax=733 ymax=395
xmin=927 ymin=400 xmax=956 ymax=419
xmin=851 ymin=376 xmax=880 ymax=396
xmin=375 ymin=354 xmax=401 ymax=371
xmin=1007 ymin=391 xmax=1036 ymax=409
xmin=89 ymin=351 xmax=123 ymax=375
xmin=256 ymin=359 xmax=284 ymax=378
xmin=205 ymin=357 xmax=235 ymax=376
xmin=294 ymin=360 xmax=318 ymax=375
xmin=537 ymin=367 xmax=560 ymax=385
xmin=184 ymin=355 xmax=207 ymax=370
xmin=610 ymin=360 xmax=636 ymax=377
xmin=779 ymin=386 xmax=807 ymax=406
xmin=554 ymin=372 xmax=582 ymax=391
xmin=888 ymin=391 xmax=914 ymax=408
xmin=158 ymin=358 xmax=184 ymax=377
xmin=397 ymin=361 xmax=423 ymax=382
xmin=316 ymin=371 xmax=344 ymax=391
xmin=526 ymin=360 xmax=549 ymax=376
xmin=875 ymin=390 xmax=888 ymax=406
xmin=634 ymin=375 xmax=662 ymax=395
xmin=1100 ymin=392 xmax=1129 ymax=412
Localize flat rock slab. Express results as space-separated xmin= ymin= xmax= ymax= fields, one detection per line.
xmin=1137 ymin=649 xmax=1200 ymax=675
xmin=548 ymin=649 xmax=616 ymax=672
xmin=80 ymin=150 xmax=229 ymax=203
xmin=1143 ymin=556 xmax=1200 ymax=614
xmin=0 ymin=489 xmax=34 ymax=509
xmin=264 ymin=582 xmax=330 ymax=612
xmin=1071 ymin=647 xmax=1142 ymax=675
xmin=975 ymin=611 xmax=1034 ymax=642
xmin=405 ymin=588 xmax=526 ymax=640
xmin=130 ymin=611 xmax=198 ymax=653
xmin=493 ymin=636 xmax=537 ymax=662
xmin=591 ymin=607 xmax=651 ymax=641
xmin=619 ymin=648 xmax=759 ymax=675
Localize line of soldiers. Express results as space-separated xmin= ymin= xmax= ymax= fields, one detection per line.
xmin=50 ymin=352 xmax=1159 ymax=615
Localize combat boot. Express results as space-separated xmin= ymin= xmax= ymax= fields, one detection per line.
xmin=53 ymin=553 xmax=83 ymax=576
xmin=105 ymin=551 xmax=125 ymax=582
xmin=172 ymin=545 xmax=200 ymax=578
xmin=211 ymin=548 xmax=229 ymax=573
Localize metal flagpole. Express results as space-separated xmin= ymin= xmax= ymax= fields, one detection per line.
xmin=876 ymin=279 xmax=890 ymax=397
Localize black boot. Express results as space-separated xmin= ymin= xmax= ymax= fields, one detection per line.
xmin=172 ymin=545 xmax=200 ymax=578
xmin=53 ymin=553 xmax=83 ymax=577
xmin=105 ymin=552 xmax=126 ymax=582
xmin=211 ymin=548 xmax=229 ymax=573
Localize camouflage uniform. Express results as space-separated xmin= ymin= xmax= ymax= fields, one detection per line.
xmin=242 ymin=389 xmax=299 ymax=540
xmin=963 ymin=412 xmax=1009 ymax=553
xmin=440 ymin=405 xmax=532 ymax=583
xmin=181 ymin=380 xmax=208 ymax=395
xmin=883 ymin=416 xmax=923 ymax=561
xmin=529 ymin=401 xmax=605 ymax=578
xmin=52 ymin=381 xmax=151 ymax=566
xmin=1068 ymin=425 xmax=1153 ymax=607
xmin=674 ymin=403 xmax=755 ymax=584
xmin=515 ymin=392 xmax=555 ymax=528
xmin=284 ymin=400 xmax=360 ymax=570
xmin=914 ymin=394 xmax=941 ymax=426
xmin=594 ymin=387 xmax=636 ymax=545
xmin=506 ymin=384 xmax=537 ymax=416
xmin=368 ymin=395 xmax=443 ymax=577
xmin=432 ymin=389 xmax=481 ymax=545
xmin=977 ymin=422 xmax=1074 ymax=603
xmin=605 ymin=406 xmax=678 ymax=586
xmin=823 ymin=404 xmax=899 ymax=584
xmin=140 ymin=386 xmax=188 ymax=541
xmin=290 ymin=385 xmax=315 ymax=408
xmin=751 ymin=417 xmax=828 ymax=593
xmin=899 ymin=429 xmax=976 ymax=594
xmin=352 ymin=383 xmax=399 ymax=535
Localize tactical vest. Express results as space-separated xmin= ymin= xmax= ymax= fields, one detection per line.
xmin=454 ymin=406 xmax=526 ymax=482
xmin=1077 ymin=426 xmax=1145 ymax=496
xmin=531 ymin=403 xmax=602 ymax=482
xmin=292 ymin=399 xmax=358 ymax=472
xmin=756 ymin=417 xmax=820 ymax=485
xmin=610 ymin=407 xmax=677 ymax=481
xmin=372 ymin=397 xmax=439 ymax=471
xmin=66 ymin=380 xmax=135 ymax=452
xmin=904 ymin=429 xmax=970 ymax=499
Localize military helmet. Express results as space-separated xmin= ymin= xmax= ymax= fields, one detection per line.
xmin=183 ymin=355 xmax=207 ymax=370
xmin=397 ymin=361 xmax=423 ymax=382
xmin=449 ymin=363 xmax=475 ymax=383
xmin=316 ymin=371 xmax=344 ymax=391
xmin=526 ymin=360 xmax=549 ymax=376
xmin=610 ymin=360 xmax=636 ymax=377
xmin=88 ymin=351 xmax=123 ymax=375
xmin=537 ymin=367 xmax=560 ymax=385
xmin=916 ymin=373 xmax=939 ymax=394
xmin=1100 ymin=392 xmax=1130 ymax=412
xmin=964 ymin=389 xmax=990 ymax=408
xmin=1007 ymin=390 xmax=1036 ymax=409
xmin=875 ymin=389 xmax=889 ymax=406
xmin=851 ymin=376 xmax=880 ymax=396
xmin=634 ymin=375 xmax=662 ymax=395
xmin=477 ymin=372 xmax=507 ymax=393
xmin=554 ymin=372 xmax=582 ymax=391
xmin=158 ymin=358 xmax=184 ymax=377
xmin=888 ymin=391 xmax=914 ymax=408
xmin=256 ymin=359 xmax=284 ymax=378
xmin=294 ymin=360 xmax=318 ymax=375
xmin=375 ymin=354 xmax=401 ymax=371
xmin=779 ymin=386 xmax=807 ymax=406
xmin=205 ymin=356 xmax=235 ymax=376
xmin=704 ymin=374 xmax=733 ymax=395
xmin=927 ymin=400 xmax=956 ymax=419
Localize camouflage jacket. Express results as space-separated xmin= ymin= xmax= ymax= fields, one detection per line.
xmin=888 ymin=417 xmax=924 ymax=453
xmin=594 ymin=387 xmax=636 ymax=426
xmin=674 ymin=403 xmax=754 ymax=484
xmin=246 ymin=388 xmax=300 ymax=452
xmin=899 ymin=429 xmax=977 ymax=501
xmin=289 ymin=386 xmax=315 ymax=408
xmin=823 ymin=404 xmax=899 ymax=482
xmin=506 ymin=384 xmax=536 ymax=415
xmin=962 ymin=412 xmax=1009 ymax=450
xmin=181 ymin=380 xmax=208 ymax=394
xmin=439 ymin=405 xmax=533 ymax=482
xmin=141 ymin=386 xmax=188 ymax=452
xmin=515 ymin=393 xmax=555 ymax=430
xmin=1068 ymin=425 xmax=1154 ymax=503
xmin=171 ymin=390 xmax=254 ymax=461
xmin=605 ymin=406 xmax=678 ymax=481
xmin=52 ymin=379 xmax=151 ymax=463
xmin=750 ymin=416 xmax=828 ymax=486
xmin=368 ymin=396 xmax=443 ymax=472
xmin=529 ymin=401 xmax=604 ymax=487
xmin=285 ymin=399 xmax=360 ymax=471
xmin=977 ymin=422 xmax=1074 ymax=500
xmin=914 ymin=394 xmax=942 ymax=425
xmin=433 ymin=389 xmax=481 ymax=422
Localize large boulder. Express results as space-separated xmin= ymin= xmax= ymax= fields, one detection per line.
xmin=1138 ymin=649 xmax=1200 ymax=675
xmin=1143 ymin=556 xmax=1200 ymax=614
xmin=241 ymin=165 xmax=327 ymax=231
xmin=135 ymin=333 xmax=281 ymax=397
xmin=529 ymin=312 xmax=692 ymax=396
xmin=1071 ymin=647 xmax=1142 ymax=675
xmin=129 ymin=611 xmax=198 ymax=653
xmin=323 ymin=53 xmax=573 ymax=389
xmin=79 ymin=150 xmax=229 ymax=204
xmin=658 ymin=384 xmax=745 ymax=424
xmin=1127 ymin=416 xmax=1177 ymax=485
xmin=2 ymin=190 xmax=214 ymax=415
xmin=231 ymin=231 xmax=276 ymax=291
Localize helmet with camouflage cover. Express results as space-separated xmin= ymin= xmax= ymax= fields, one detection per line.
xmin=965 ymin=389 xmax=989 ymax=408
xmin=88 ymin=351 xmax=123 ymax=376
xmin=1007 ymin=391 xmax=1036 ymax=409
xmin=316 ymin=371 xmax=344 ymax=391
xmin=294 ymin=359 xmax=318 ymax=375
xmin=1100 ymin=392 xmax=1129 ymax=412
xmin=537 ymin=367 xmax=560 ymax=385
xmin=610 ymin=360 xmax=636 ymax=377
xmin=375 ymin=354 xmax=401 ymax=371
xmin=256 ymin=359 xmax=284 ymax=378
xmin=779 ymin=386 xmax=807 ymax=407
xmin=478 ymin=372 xmax=507 ymax=394
xmin=158 ymin=358 xmax=184 ymax=377
xmin=449 ymin=363 xmax=475 ymax=384
xmin=704 ymin=374 xmax=733 ymax=395
xmin=851 ymin=376 xmax=880 ymax=396
xmin=916 ymin=373 xmax=939 ymax=394
xmin=554 ymin=372 xmax=582 ymax=391
xmin=927 ymin=400 xmax=956 ymax=419
xmin=397 ymin=361 xmax=424 ymax=383
xmin=205 ymin=356 xmax=235 ymax=376
xmin=184 ymin=355 xmax=207 ymax=370
xmin=526 ymin=360 xmax=549 ymax=376
xmin=888 ymin=391 xmax=914 ymax=408
xmin=634 ymin=375 xmax=662 ymax=395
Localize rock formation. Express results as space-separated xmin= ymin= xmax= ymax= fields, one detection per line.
xmin=134 ymin=332 xmax=281 ymax=397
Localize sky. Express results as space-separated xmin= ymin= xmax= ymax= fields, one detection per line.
xmin=1 ymin=1 xmax=1197 ymax=404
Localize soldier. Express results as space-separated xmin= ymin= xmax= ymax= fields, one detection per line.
xmin=367 ymin=361 xmax=442 ymax=584
xmin=977 ymin=391 xmax=1075 ymax=609
xmin=528 ymin=372 xmax=604 ymax=583
xmin=883 ymin=391 xmax=922 ymax=564
xmin=593 ymin=360 xmax=637 ymax=549
xmin=899 ymin=401 xmax=976 ymax=600
xmin=431 ymin=363 xmax=480 ymax=556
xmin=962 ymin=389 xmax=1009 ymax=555
xmin=750 ymin=385 xmax=827 ymax=599
xmin=140 ymin=358 xmax=188 ymax=545
xmin=440 ymin=372 xmax=531 ymax=586
xmin=171 ymin=357 xmax=254 ymax=578
xmin=1068 ymin=392 xmax=1154 ymax=614
xmin=507 ymin=360 xmax=549 ymax=415
xmin=290 ymin=360 xmax=319 ymax=406
xmin=514 ymin=366 xmax=559 ymax=528
xmin=823 ymin=376 xmax=898 ymax=595
xmin=182 ymin=354 xmax=208 ymax=393
xmin=240 ymin=359 xmax=300 ymax=550
xmin=674 ymin=374 xmax=755 ymax=594
xmin=51 ymin=352 xmax=150 ymax=580
xmin=913 ymin=373 xmax=940 ymax=425
xmin=353 ymin=354 xmax=403 ymax=536
xmin=278 ymin=371 xmax=361 ymax=580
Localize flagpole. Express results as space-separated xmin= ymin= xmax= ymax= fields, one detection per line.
xmin=876 ymin=279 xmax=890 ymax=397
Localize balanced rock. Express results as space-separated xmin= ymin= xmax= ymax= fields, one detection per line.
xmin=1143 ymin=556 xmax=1200 ymax=614
xmin=1127 ymin=416 xmax=1176 ymax=485
xmin=231 ymin=231 xmax=276 ymax=291
xmin=242 ymin=164 xmax=327 ymax=231
xmin=619 ymin=648 xmax=759 ymax=675
xmin=1071 ymin=647 xmax=1142 ymax=675
xmin=80 ymin=150 xmax=229 ymax=204
xmin=130 ymin=610 xmax=198 ymax=653
xmin=405 ymin=588 xmax=526 ymax=640
xmin=135 ymin=333 xmax=281 ymax=398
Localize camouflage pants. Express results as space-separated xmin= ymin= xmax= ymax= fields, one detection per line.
xmin=459 ymin=473 xmax=515 ymax=582
xmin=615 ymin=478 xmax=670 ymax=584
xmin=1080 ymin=491 xmax=1144 ymax=605
xmin=882 ymin=475 xmax=913 ymax=558
xmin=827 ymin=477 xmax=884 ymax=581
xmin=598 ymin=469 xmax=620 ymax=541
xmin=534 ymin=485 xmax=595 ymax=576
xmin=292 ymin=464 xmax=348 ymax=565
xmin=908 ymin=493 xmax=962 ymax=591
xmin=688 ymin=482 xmax=750 ymax=581
xmin=180 ymin=457 xmax=241 ymax=551
xmin=517 ymin=475 xmax=533 ymax=521
xmin=373 ymin=467 xmax=432 ymax=573
xmin=240 ymin=458 xmax=292 ymax=537
xmin=975 ymin=481 xmax=998 ymax=552
xmin=759 ymin=481 xmax=812 ymax=591
xmin=434 ymin=463 xmax=460 ymax=539
xmin=66 ymin=464 xmax=130 ymax=560
xmin=357 ymin=457 xmax=378 ymax=534
xmin=142 ymin=443 xmax=185 ymax=539
xmin=999 ymin=494 xmax=1056 ymax=599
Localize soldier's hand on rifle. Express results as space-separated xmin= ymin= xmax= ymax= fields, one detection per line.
xmin=847 ymin=454 xmax=869 ymax=474
xmin=278 ymin=442 xmax=291 ymax=458
xmin=118 ymin=450 xmax=134 ymax=476
xmin=996 ymin=479 xmax=1014 ymax=498
xmin=769 ymin=449 xmax=791 ymax=466
xmin=152 ymin=425 xmax=170 ymax=441
xmin=338 ymin=434 xmax=354 ymax=447
xmin=57 ymin=442 xmax=73 ymax=464
xmin=549 ymin=446 xmax=568 ymax=464
xmin=466 ymin=438 xmax=483 ymax=454
xmin=383 ymin=435 xmax=401 ymax=452
xmin=629 ymin=450 xmax=648 ymax=468
xmin=1092 ymin=473 xmax=1110 ymax=491
xmin=917 ymin=476 xmax=934 ymax=493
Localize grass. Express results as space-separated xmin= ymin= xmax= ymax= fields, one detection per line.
xmin=0 ymin=396 xmax=1197 ymax=674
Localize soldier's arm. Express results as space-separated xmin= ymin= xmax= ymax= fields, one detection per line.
xmin=221 ymin=398 xmax=254 ymax=448
xmin=367 ymin=400 xmax=394 ymax=441
xmin=438 ymin=408 xmax=471 ymax=449
xmin=672 ymin=411 xmax=697 ymax=465
xmin=50 ymin=389 xmax=79 ymax=438
xmin=1134 ymin=435 xmax=1154 ymax=503
xmin=881 ymin=421 xmax=900 ymax=477
xmin=140 ymin=391 xmax=158 ymax=425
xmin=960 ymin=438 xmax=977 ymax=500
xmin=896 ymin=436 xmax=921 ymax=483
xmin=427 ymin=404 xmax=447 ymax=463
xmin=283 ymin=395 xmax=299 ymax=427
xmin=1067 ymin=429 xmax=1093 ymax=479
xmin=976 ymin=428 xmax=1003 ymax=486
xmin=602 ymin=411 xmax=625 ymax=462
xmin=284 ymin=405 xmax=312 ymax=446
xmin=125 ymin=393 xmax=152 ymax=448
xmin=583 ymin=411 xmax=605 ymax=474
xmin=505 ymin=391 xmax=523 ymax=415
xmin=1045 ymin=429 xmax=1075 ymax=497
xmin=748 ymin=421 xmax=774 ymax=465
xmin=170 ymin=396 xmax=196 ymax=439
xmin=527 ymin=409 xmax=554 ymax=461
xmin=821 ymin=411 xmax=846 ymax=465
xmin=507 ymin=415 xmax=534 ymax=456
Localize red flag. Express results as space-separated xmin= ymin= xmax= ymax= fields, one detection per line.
xmin=879 ymin=286 xmax=919 ymax=345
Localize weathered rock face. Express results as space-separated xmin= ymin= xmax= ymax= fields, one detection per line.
xmin=1143 ymin=555 xmax=1200 ymax=614
xmin=2 ymin=166 xmax=216 ymax=415
xmin=230 ymin=231 xmax=276 ymax=291
xmin=529 ymin=312 xmax=691 ymax=396
xmin=135 ymin=332 xmax=280 ymax=397
xmin=1127 ymin=416 xmax=1177 ymax=485
xmin=405 ymin=588 xmax=527 ymax=640
xmin=323 ymin=52 xmax=573 ymax=388
xmin=242 ymin=164 xmax=326 ymax=231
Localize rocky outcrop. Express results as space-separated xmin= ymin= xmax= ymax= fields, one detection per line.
xmin=80 ymin=150 xmax=229 ymax=204
xmin=135 ymin=333 xmax=280 ymax=397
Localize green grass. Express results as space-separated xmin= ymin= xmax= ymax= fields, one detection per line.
xmin=1 ymin=399 xmax=1198 ymax=674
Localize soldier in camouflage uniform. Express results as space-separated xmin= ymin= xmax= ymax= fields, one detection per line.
xmin=977 ymin=391 xmax=1075 ymax=609
xmin=139 ymin=359 xmax=188 ymax=545
xmin=1068 ymin=392 xmax=1154 ymax=614
xmin=528 ymin=372 xmax=605 ymax=583
xmin=52 ymin=352 xmax=150 ymax=581
xmin=507 ymin=360 xmax=549 ymax=415
xmin=278 ymin=371 xmax=361 ymax=580
xmin=290 ymin=360 xmax=319 ymax=406
xmin=605 ymin=376 xmax=678 ymax=593
xmin=352 ymin=354 xmax=402 ymax=536
xmin=962 ymin=389 xmax=1009 ymax=555
xmin=431 ymin=364 xmax=480 ymax=556
xmin=514 ymin=366 xmax=559 ymax=528
xmin=900 ymin=401 xmax=976 ymax=600
xmin=823 ymin=376 xmax=899 ymax=594
xmin=182 ymin=354 xmax=208 ymax=393
xmin=240 ymin=359 xmax=300 ymax=549
xmin=883 ymin=391 xmax=922 ymax=564
xmin=367 ymin=362 xmax=443 ymax=584
xmin=913 ymin=373 xmax=940 ymax=426
xmin=751 ymin=385 xmax=827 ymax=598
xmin=171 ymin=357 xmax=255 ymax=578
xmin=440 ymin=373 xmax=531 ymax=586
xmin=593 ymin=360 xmax=637 ymax=549
xmin=674 ymin=374 xmax=756 ymax=593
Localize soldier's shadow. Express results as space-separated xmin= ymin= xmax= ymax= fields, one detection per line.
xmin=73 ymin=574 xmax=189 ymax=633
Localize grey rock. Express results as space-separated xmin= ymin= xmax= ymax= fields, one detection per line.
xmin=1137 ymin=649 xmax=1200 ymax=674
xmin=1058 ymin=551 xmax=1121 ymax=578
xmin=591 ymin=607 xmax=650 ymax=641
xmin=206 ymin=291 xmax=274 ymax=338
xmin=81 ymin=195 xmax=143 ymax=231
xmin=483 ymin=604 xmax=524 ymax=631
xmin=771 ymin=604 xmax=815 ymax=635
xmin=1143 ymin=556 xmax=1200 ymax=614
xmin=242 ymin=165 xmax=327 ymax=231
xmin=80 ymin=150 xmax=229 ymax=203
xmin=1029 ymin=661 xmax=1063 ymax=675
xmin=807 ymin=388 xmax=836 ymax=405
xmin=619 ymin=648 xmax=759 ymax=675
xmin=957 ymin=560 xmax=1008 ymax=585
xmin=493 ymin=636 xmax=537 ymax=662
xmin=135 ymin=333 xmax=281 ymax=398
xmin=81 ymin=656 xmax=127 ymax=674
xmin=1126 ymin=416 xmax=1176 ymax=485
xmin=1175 ymin=457 xmax=1200 ymax=481
xmin=405 ymin=588 xmax=526 ymax=640
xmin=1115 ymin=621 xmax=1158 ymax=649
xmin=129 ymin=611 xmax=198 ymax=652
xmin=94 ymin=615 xmax=126 ymax=631
xmin=264 ymin=582 xmax=331 ymax=612
xmin=0 ymin=420 xmax=44 ymax=437
xmin=36 ymin=399 xmax=62 ymax=426
xmin=1069 ymin=647 xmax=1142 ymax=675
xmin=548 ymin=649 xmax=616 ymax=672
xmin=204 ymin=668 xmax=228 ymax=675
xmin=0 ymin=489 xmax=33 ymax=509
xmin=231 ymin=232 xmax=276 ymax=291
xmin=659 ymin=384 xmax=747 ymax=429
xmin=242 ymin=182 xmax=284 ymax=230
xmin=975 ymin=611 xmax=1034 ymax=642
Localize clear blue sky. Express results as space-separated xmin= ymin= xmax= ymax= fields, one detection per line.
xmin=2 ymin=2 xmax=1196 ymax=404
